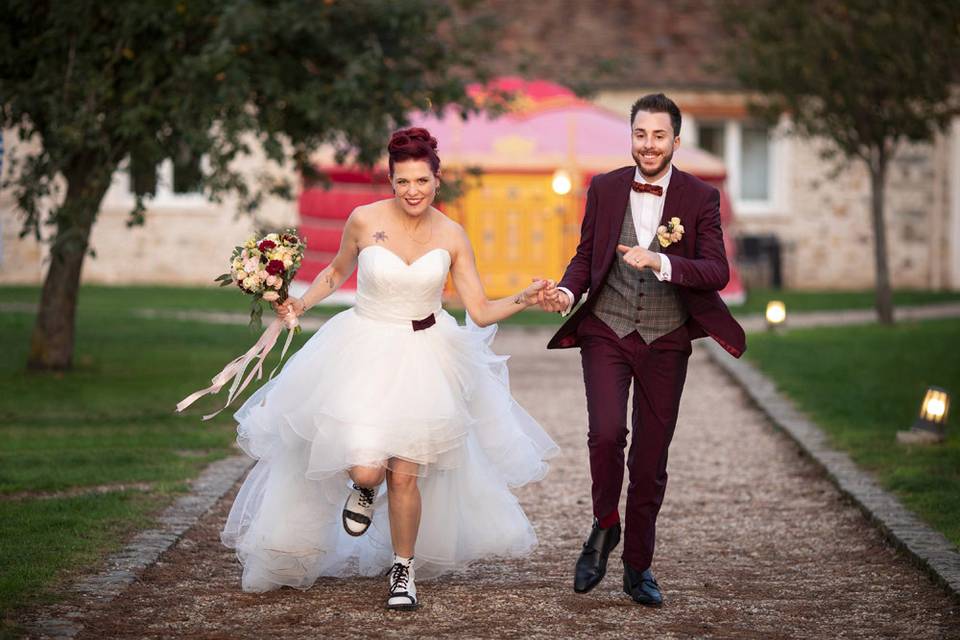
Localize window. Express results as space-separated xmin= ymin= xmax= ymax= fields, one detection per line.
xmin=693 ymin=119 xmax=783 ymax=215
xmin=740 ymin=124 xmax=770 ymax=201
xmin=171 ymin=145 xmax=203 ymax=195
xmin=109 ymin=153 xmax=207 ymax=211
xmin=126 ymin=142 xmax=203 ymax=199
xmin=130 ymin=153 xmax=158 ymax=197
xmin=697 ymin=123 xmax=725 ymax=159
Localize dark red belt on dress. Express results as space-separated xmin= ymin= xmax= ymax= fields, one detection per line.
xmin=411 ymin=313 xmax=436 ymax=332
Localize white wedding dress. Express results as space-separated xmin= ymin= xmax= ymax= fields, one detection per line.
xmin=221 ymin=244 xmax=559 ymax=592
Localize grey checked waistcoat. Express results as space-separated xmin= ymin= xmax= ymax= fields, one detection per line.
xmin=592 ymin=201 xmax=689 ymax=342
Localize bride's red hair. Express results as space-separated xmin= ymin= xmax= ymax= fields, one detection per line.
xmin=387 ymin=127 xmax=440 ymax=176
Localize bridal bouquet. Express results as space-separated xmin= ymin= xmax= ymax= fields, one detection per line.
xmin=216 ymin=230 xmax=306 ymax=332
xmin=177 ymin=229 xmax=306 ymax=420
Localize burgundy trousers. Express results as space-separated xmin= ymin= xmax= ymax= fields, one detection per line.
xmin=578 ymin=313 xmax=690 ymax=572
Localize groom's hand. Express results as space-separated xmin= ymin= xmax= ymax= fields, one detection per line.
xmin=535 ymin=279 xmax=556 ymax=308
xmin=537 ymin=280 xmax=569 ymax=313
xmin=617 ymin=244 xmax=662 ymax=272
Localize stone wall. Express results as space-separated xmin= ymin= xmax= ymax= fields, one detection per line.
xmin=0 ymin=128 xmax=298 ymax=286
xmin=736 ymin=134 xmax=952 ymax=290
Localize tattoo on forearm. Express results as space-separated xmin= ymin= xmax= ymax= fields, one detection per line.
xmin=325 ymin=274 xmax=334 ymax=288
xmin=373 ymin=231 xmax=388 ymax=243
xmin=514 ymin=293 xmax=524 ymax=305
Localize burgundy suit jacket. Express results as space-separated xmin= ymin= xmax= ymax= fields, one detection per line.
xmin=547 ymin=165 xmax=746 ymax=358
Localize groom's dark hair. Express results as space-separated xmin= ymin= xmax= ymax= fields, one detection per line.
xmin=630 ymin=93 xmax=681 ymax=137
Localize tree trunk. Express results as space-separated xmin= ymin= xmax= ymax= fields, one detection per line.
xmin=868 ymin=148 xmax=894 ymax=325
xmin=27 ymin=160 xmax=112 ymax=370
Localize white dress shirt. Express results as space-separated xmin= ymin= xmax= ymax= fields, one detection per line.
xmin=557 ymin=167 xmax=673 ymax=315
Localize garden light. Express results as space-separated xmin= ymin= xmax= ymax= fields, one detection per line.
xmin=897 ymin=386 xmax=950 ymax=445
xmin=765 ymin=300 xmax=786 ymax=330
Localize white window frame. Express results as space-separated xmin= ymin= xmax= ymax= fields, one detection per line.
xmin=687 ymin=116 xmax=789 ymax=217
xmin=104 ymin=156 xmax=210 ymax=211
xmin=152 ymin=157 xmax=208 ymax=207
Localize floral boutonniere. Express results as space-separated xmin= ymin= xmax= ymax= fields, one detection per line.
xmin=656 ymin=217 xmax=684 ymax=248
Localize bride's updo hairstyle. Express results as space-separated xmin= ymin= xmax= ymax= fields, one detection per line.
xmin=387 ymin=127 xmax=440 ymax=176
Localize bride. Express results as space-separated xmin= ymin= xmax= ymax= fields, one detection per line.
xmin=220 ymin=127 xmax=559 ymax=610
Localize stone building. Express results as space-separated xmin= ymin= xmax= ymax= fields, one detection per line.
xmin=0 ymin=131 xmax=298 ymax=286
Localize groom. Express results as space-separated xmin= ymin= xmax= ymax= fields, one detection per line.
xmin=541 ymin=93 xmax=746 ymax=606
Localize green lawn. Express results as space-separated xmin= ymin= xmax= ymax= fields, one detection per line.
xmin=0 ymin=288 xmax=297 ymax=634
xmin=746 ymin=318 xmax=960 ymax=547
xmin=732 ymin=288 xmax=960 ymax=317
xmin=0 ymin=491 xmax=167 ymax=632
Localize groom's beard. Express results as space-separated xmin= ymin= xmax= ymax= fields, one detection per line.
xmin=633 ymin=148 xmax=674 ymax=179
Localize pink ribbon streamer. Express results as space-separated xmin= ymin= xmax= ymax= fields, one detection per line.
xmin=176 ymin=314 xmax=298 ymax=421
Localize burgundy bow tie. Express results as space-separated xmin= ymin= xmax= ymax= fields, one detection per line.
xmin=632 ymin=181 xmax=663 ymax=196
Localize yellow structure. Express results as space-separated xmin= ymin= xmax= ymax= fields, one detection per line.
xmin=455 ymin=172 xmax=578 ymax=293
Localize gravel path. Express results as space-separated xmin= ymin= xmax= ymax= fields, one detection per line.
xmin=70 ymin=328 xmax=959 ymax=639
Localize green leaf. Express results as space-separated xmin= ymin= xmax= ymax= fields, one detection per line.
xmin=248 ymin=299 xmax=264 ymax=331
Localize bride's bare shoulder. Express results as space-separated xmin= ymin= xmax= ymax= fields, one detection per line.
xmin=346 ymin=199 xmax=392 ymax=234
xmin=433 ymin=211 xmax=471 ymax=259
xmin=433 ymin=209 xmax=463 ymax=233
xmin=349 ymin=200 xmax=391 ymax=222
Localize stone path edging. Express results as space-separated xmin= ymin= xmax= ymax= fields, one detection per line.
xmin=28 ymin=455 xmax=253 ymax=639
xmin=703 ymin=340 xmax=960 ymax=599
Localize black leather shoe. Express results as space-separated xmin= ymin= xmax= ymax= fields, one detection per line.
xmin=623 ymin=564 xmax=663 ymax=606
xmin=573 ymin=519 xmax=621 ymax=593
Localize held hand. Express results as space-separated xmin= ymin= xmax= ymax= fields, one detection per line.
xmin=273 ymin=296 xmax=306 ymax=318
xmin=617 ymin=244 xmax=662 ymax=272
xmin=536 ymin=279 xmax=569 ymax=313
xmin=519 ymin=278 xmax=548 ymax=307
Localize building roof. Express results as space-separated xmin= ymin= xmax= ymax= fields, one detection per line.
xmin=472 ymin=0 xmax=739 ymax=92
xmin=412 ymin=78 xmax=727 ymax=177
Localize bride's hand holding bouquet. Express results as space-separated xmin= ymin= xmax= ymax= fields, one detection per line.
xmin=271 ymin=296 xmax=306 ymax=321
xmin=178 ymin=229 xmax=307 ymax=420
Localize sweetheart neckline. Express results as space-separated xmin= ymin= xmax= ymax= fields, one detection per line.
xmin=359 ymin=245 xmax=450 ymax=267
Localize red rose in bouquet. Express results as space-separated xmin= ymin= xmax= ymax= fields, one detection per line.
xmin=265 ymin=259 xmax=285 ymax=276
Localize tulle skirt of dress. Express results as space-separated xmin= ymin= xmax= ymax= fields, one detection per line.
xmin=220 ymin=308 xmax=559 ymax=592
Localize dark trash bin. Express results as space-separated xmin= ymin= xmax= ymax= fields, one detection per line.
xmin=736 ymin=234 xmax=782 ymax=289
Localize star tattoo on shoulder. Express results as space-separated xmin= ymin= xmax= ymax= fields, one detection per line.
xmin=373 ymin=231 xmax=388 ymax=243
